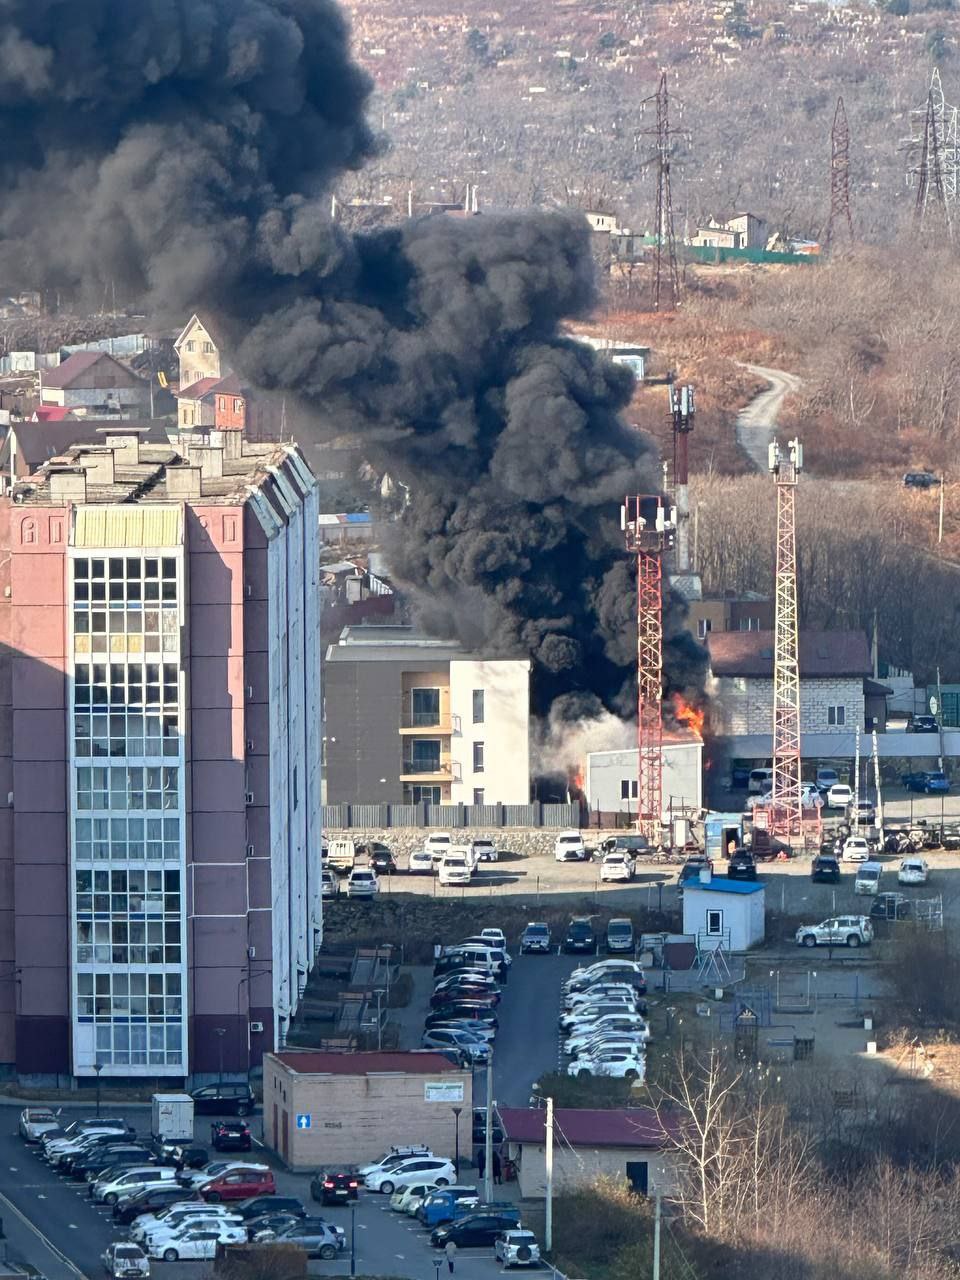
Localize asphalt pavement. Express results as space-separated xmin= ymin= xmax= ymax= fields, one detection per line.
xmin=490 ymin=952 xmax=581 ymax=1108
xmin=0 ymin=1105 xmax=528 ymax=1280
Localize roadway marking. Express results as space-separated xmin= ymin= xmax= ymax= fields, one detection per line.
xmin=0 ymin=1188 xmax=87 ymax=1279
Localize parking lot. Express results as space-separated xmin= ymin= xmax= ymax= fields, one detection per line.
xmin=0 ymin=1105 xmax=524 ymax=1280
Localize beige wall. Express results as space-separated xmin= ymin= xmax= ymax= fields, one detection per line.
xmin=449 ymin=658 xmax=530 ymax=805
xmin=263 ymin=1056 xmax=473 ymax=1170
xmin=177 ymin=318 xmax=222 ymax=389
xmin=505 ymin=1140 xmax=677 ymax=1198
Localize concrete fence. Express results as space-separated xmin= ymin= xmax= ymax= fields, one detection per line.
xmin=321 ymin=801 xmax=580 ymax=830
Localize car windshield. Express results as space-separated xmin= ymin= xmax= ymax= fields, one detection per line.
xmin=526 ymin=925 xmax=548 ymax=935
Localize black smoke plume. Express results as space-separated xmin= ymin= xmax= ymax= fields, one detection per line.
xmin=0 ymin=0 xmax=705 ymax=713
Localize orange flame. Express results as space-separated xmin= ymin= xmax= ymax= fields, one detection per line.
xmin=671 ymin=695 xmax=705 ymax=739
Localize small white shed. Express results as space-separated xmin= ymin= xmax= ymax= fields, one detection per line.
xmin=682 ymin=873 xmax=765 ymax=952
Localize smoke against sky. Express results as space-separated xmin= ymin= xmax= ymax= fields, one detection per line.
xmin=0 ymin=0 xmax=705 ymax=713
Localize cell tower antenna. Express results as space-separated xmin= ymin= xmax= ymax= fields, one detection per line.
xmin=768 ymin=438 xmax=803 ymax=839
xmin=652 ymin=71 xmax=682 ymax=311
xmin=915 ymin=89 xmax=950 ymax=231
xmin=824 ymin=96 xmax=854 ymax=249
xmin=622 ymin=495 xmax=677 ymax=840
xmin=669 ymin=383 xmax=695 ymax=572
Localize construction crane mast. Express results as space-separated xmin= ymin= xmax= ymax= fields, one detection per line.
xmin=768 ymin=439 xmax=803 ymax=838
xmin=622 ymin=495 xmax=677 ymax=840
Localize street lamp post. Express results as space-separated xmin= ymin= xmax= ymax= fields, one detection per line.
xmin=350 ymin=1201 xmax=357 ymax=1277
xmin=93 ymin=1062 xmax=103 ymax=1118
xmin=451 ymin=1106 xmax=462 ymax=1178
xmin=215 ymin=1027 xmax=226 ymax=1085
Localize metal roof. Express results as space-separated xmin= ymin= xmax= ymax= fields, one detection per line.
xmin=683 ymin=878 xmax=765 ymax=896
xmin=707 ymin=630 xmax=871 ymax=678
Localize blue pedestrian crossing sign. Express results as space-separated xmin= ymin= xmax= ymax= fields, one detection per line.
xmin=296 ymin=1113 xmax=312 ymax=1129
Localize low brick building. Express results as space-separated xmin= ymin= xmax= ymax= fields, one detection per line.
xmin=263 ymin=1051 xmax=473 ymax=1170
xmin=708 ymin=630 xmax=872 ymax=739
xmin=499 ymin=1106 xmax=676 ymax=1198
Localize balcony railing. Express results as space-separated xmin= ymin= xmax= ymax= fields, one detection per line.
xmin=399 ymin=712 xmax=459 ymax=734
xmin=400 ymin=759 xmax=462 ymax=781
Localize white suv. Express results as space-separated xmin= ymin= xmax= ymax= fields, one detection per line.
xmin=600 ymin=852 xmax=634 ymax=882
xmin=364 ymin=1156 xmax=456 ymax=1194
xmin=795 ymin=916 xmax=873 ymax=948
xmin=554 ymin=831 xmax=586 ymax=862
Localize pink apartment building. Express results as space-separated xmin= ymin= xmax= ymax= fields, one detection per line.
xmin=0 ymin=428 xmax=322 ymax=1084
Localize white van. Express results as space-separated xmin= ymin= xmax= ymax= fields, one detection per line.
xmin=449 ymin=843 xmax=478 ymax=872
xmin=438 ymin=850 xmax=472 ymax=886
xmin=748 ymin=769 xmax=774 ymax=795
xmin=327 ymin=839 xmax=356 ymax=873
xmin=854 ymin=861 xmax=883 ymax=896
xmin=425 ymin=832 xmax=453 ymax=864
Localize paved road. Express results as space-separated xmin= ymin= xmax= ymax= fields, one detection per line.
xmin=735 ymin=363 xmax=801 ymax=470
xmin=491 ymin=952 xmax=582 ymax=1108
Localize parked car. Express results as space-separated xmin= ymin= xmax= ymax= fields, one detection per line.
xmin=421 ymin=1028 xmax=491 ymax=1063
xmin=554 ymin=831 xmax=587 ymax=862
xmin=425 ymin=1002 xmax=499 ymax=1027
xmin=94 ymin=1167 xmax=177 ymax=1205
xmin=113 ymin=1186 xmax=198 ymax=1225
xmin=361 ymin=842 xmax=398 ymax=874
xmin=471 ymin=839 xmax=499 ymax=863
xmin=564 ymin=959 xmax=647 ymax=991
xmin=898 ymin=857 xmax=929 ymax=885
xmin=496 ymin=1230 xmax=541 ymax=1267
xmin=149 ymin=1225 xmax=246 ymax=1263
xmin=563 ymin=918 xmax=597 ymax=954
xmin=101 ymin=1242 xmax=151 ymax=1279
xmin=600 ymin=852 xmax=635 ymax=883
xmin=129 ymin=1203 xmax=237 ymax=1243
xmin=255 ymin=1218 xmax=346 ymax=1258
xmin=600 ymin=834 xmax=650 ymax=858
xmin=472 ymin=1108 xmax=505 ymax=1145
xmin=190 ymin=1083 xmax=256 ymax=1117
xmin=438 ymin=850 xmax=473 ymax=886
xmin=19 ymin=1107 xmax=60 ymax=1142
xmin=390 ymin=1181 xmax=441 ymax=1214
xmin=903 ymin=470 xmax=939 ymax=489
xmin=922 ymin=771 xmax=950 ymax=794
xmin=605 ymin=918 xmax=634 ymax=953
xmin=431 ymin=1209 xmax=522 ymax=1248
xmin=425 ymin=832 xmax=453 ymax=860
xmin=320 ymin=869 xmax=339 ymax=899
xmin=210 ymin=1121 xmax=252 ymax=1153
xmin=347 ymin=867 xmax=379 ymax=898
xmin=678 ymin=856 xmax=712 ymax=889
xmin=179 ymin=1159 xmax=267 ymax=1190
xmin=245 ymin=1212 xmax=302 ymax=1241
xmin=567 ymin=1049 xmax=646 ymax=1080
xmin=815 ymin=768 xmax=840 ymax=792
xmin=200 ymin=1167 xmax=276 ymax=1201
xmin=416 ymin=1187 xmax=483 ymax=1227
xmin=74 ymin=1145 xmax=154 ymax=1180
xmin=811 ymin=854 xmax=841 ymax=884
xmin=870 ymin=892 xmax=911 ymax=921
xmin=841 ymin=836 xmax=871 ymax=863
xmin=357 ymin=1146 xmax=433 ymax=1178
xmin=846 ymin=800 xmax=877 ymax=826
xmin=234 ymin=1196 xmax=306 ymax=1222
xmin=520 ymin=922 xmax=552 ymax=954
xmin=827 ymin=783 xmax=854 ymax=808
xmin=727 ymin=850 xmax=757 ymax=881
xmin=310 ymin=1172 xmax=359 ymax=1205
xmin=408 ymin=848 xmax=435 ymax=874
xmin=906 ymin=713 xmax=939 ymax=732
xmin=364 ymin=1157 xmax=456 ymax=1195
xmin=795 ymin=916 xmax=874 ymax=948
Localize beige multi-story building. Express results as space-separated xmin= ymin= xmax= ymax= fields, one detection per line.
xmin=174 ymin=315 xmax=226 ymax=391
xmin=324 ymin=625 xmax=531 ymax=806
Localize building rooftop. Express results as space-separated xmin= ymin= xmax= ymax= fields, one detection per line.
xmin=684 ymin=877 xmax=765 ymax=896
xmin=42 ymin=350 xmax=142 ymax=389
xmin=707 ymin=629 xmax=871 ymax=678
xmin=271 ymin=1050 xmax=462 ymax=1076
xmin=9 ymin=419 xmax=171 ymax=476
xmin=498 ymin=1106 xmax=671 ymax=1149
xmin=176 ymin=376 xmax=221 ymax=401
xmin=8 ymin=431 xmax=312 ymax=510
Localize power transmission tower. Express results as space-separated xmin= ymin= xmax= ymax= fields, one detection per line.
xmin=915 ymin=88 xmax=950 ymax=230
xmin=652 ymin=72 xmax=681 ymax=311
xmin=768 ymin=439 xmax=803 ymax=839
xmin=623 ymin=496 xmax=676 ymax=841
xmin=824 ymin=96 xmax=853 ymax=248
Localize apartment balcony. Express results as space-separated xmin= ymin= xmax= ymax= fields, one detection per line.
xmin=399 ymin=712 xmax=460 ymax=735
xmin=399 ymin=759 xmax=462 ymax=783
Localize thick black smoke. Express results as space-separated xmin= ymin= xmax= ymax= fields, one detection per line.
xmin=0 ymin=0 xmax=704 ymax=713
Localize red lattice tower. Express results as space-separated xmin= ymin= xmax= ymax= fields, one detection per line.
xmin=623 ymin=496 xmax=676 ymax=840
xmin=825 ymin=96 xmax=854 ymax=249
xmin=768 ymin=440 xmax=803 ymax=838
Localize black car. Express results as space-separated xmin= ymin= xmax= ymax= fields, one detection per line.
xmin=727 ymin=850 xmax=757 ymax=881
xmin=430 ymin=988 xmax=499 ymax=1011
xmin=235 ymin=1195 xmax=307 ymax=1221
xmin=431 ymin=1210 xmax=522 ymax=1248
xmin=903 ymin=470 xmax=939 ymax=489
xmin=599 ymin=834 xmax=650 ymax=858
xmin=907 ymin=714 xmax=939 ymax=733
xmin=871 ymin=893 xmax=912 ymax=921
xmin=168 ymin=1144 xmax=209 ymax=1170
xmin=73 ymin=1146 xmax=153 ymax=1180
xmin=362 ymin=843 xmax=398 ymax=874
xmin=471 ymin=1108 xmax=505 ymax=1146
xmin=190 ymin=1082 xmax=256 ymax=1116
xmin=563 ymin=918 xmax=597 ymax=954
xmin=942 ymin=824 xmax=960 ymax=850
xmin=311 ymin=1171 xmax=360 ymax=1205
xmin=211 ymin=1120 xmax=252 ymax=1152
xmin=811 ymin=855 xmax=841 ymax=884
xmin=424 ymin=1007 xmax=498 ymax=1031
xmin=112 ymin=1185 xmax=196 ymax=1224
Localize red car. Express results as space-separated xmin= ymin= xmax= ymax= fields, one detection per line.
xmin=201 ymin=1166 xmax=276 ymax=1201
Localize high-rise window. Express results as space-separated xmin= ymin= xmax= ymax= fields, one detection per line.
xmin=472 ymin=689 xmax=485 ymax=724
xmin=411 ymin=687 xmax=440 ymax=727
xmin=473 ymin=742 xmax=484 ymax=773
